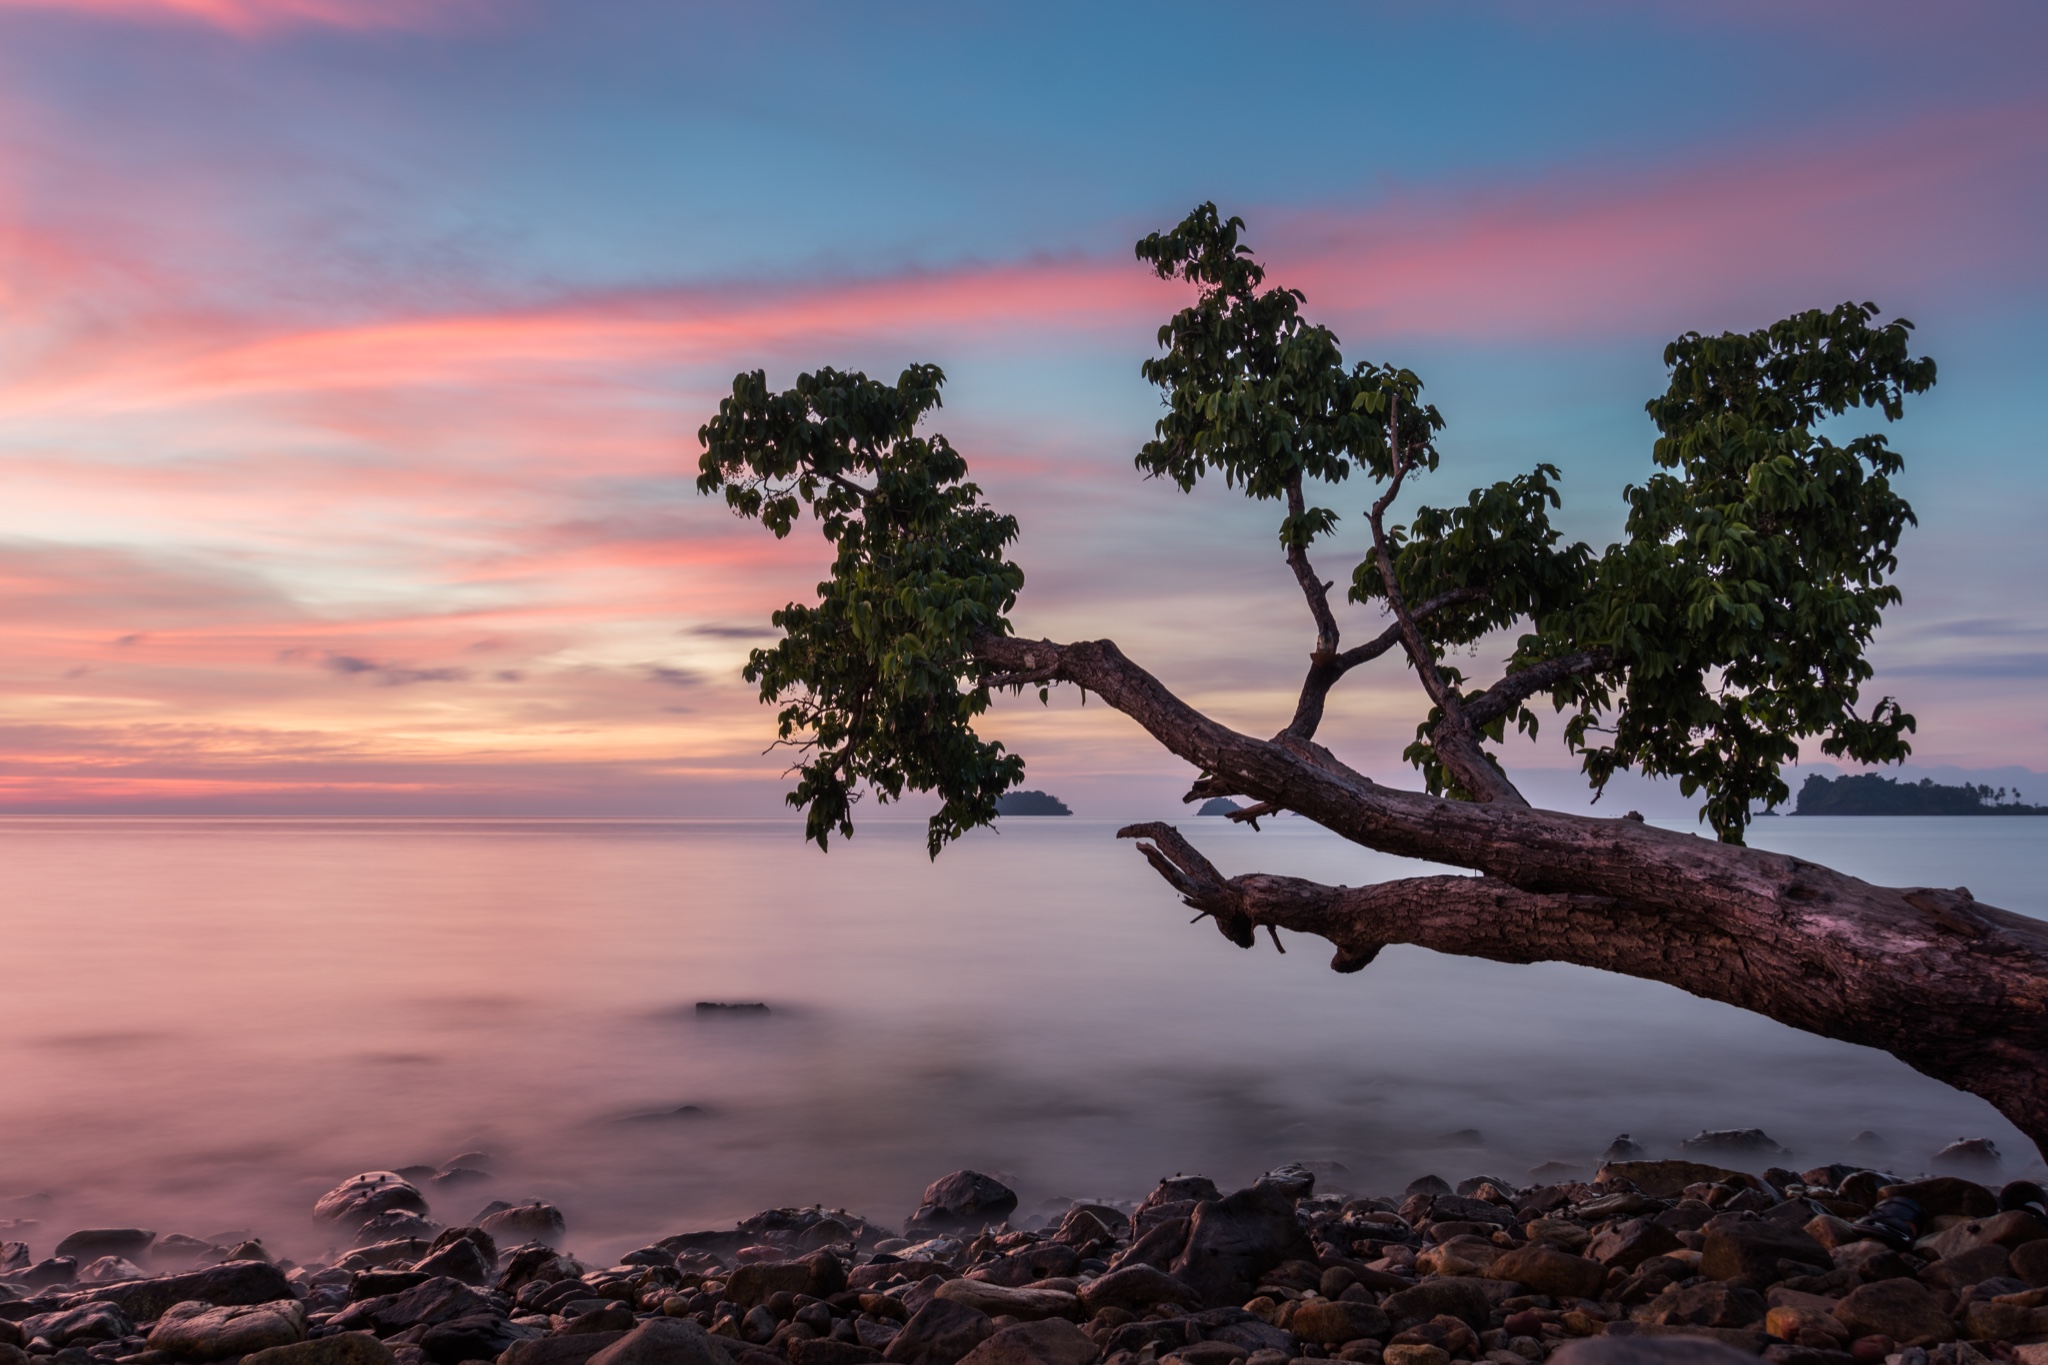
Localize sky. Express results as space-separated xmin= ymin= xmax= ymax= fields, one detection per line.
xmin=0 ymin=0 xmax=2044 ymax=818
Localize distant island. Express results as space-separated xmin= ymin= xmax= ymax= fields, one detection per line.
xmin=1794 ymin=773 xmax=2048 ymax=815
xmin=994 ymin=789 xmax=1071 ymax=815
xmin=1197 ymin=797 xmax=1242 ymax=815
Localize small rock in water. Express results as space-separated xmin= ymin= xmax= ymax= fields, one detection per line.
xmin=1932 ymin=1137 xmax=2002 ymax=1172
xmin=352 ymin=1211 xmax=439 ymax=1245
xmin=148 ymin=1300 xmax=307 ymax=1362
xmin=907 ymin=1171 xmax=1018 ymax=1234
xmin=1848 ymin=1129 xmax=1889 ymax=1154
xmin=1527 ymin=1161 xmax=1589 ymax=1182
xmin=696 ymin=1002 xmax=770 ymax=1014
xmin=1254 ymin=1163 xmax=1315 ymax=1200
xmin=1678 ymin=1128 xmax=1789 ymax=1156
xmin=1404 ymin=1175 xmax=1451 ymax=1197
xmin=312 ymin=1173 xmax=430 ymax=1231
xmin=1433 ymin=1129 xmax=1484 ymax=1146
xmin=53 ymin=1228 xmax=156 ymax=1261
xmin=478 ymin=1202 xmax=567 ymax=1247
xmin=74 ymin=1255 xmax=146 ymax=1283
xmin=1602 ymin=1134 xmax=1649 ymax=1161
xmin=23 ymin=1255 xmax=77 ymax=1287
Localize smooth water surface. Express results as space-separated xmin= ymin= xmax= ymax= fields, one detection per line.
xmin=0 ymin=814 xmax=2041 ymax=1261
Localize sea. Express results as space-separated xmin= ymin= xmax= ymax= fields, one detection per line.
xmin=0 ymin=814 xmax=2041 ymax=1263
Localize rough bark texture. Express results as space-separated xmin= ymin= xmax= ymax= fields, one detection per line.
xmin=974 ymin=629 xmax=2048 ymax=1158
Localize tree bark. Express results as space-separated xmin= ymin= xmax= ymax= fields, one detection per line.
xmin=976 ymin=630 xmax=2048 ymax=1158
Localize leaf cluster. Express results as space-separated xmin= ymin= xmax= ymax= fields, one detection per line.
xmin=696 ymin=365 xmax=1025 ymax=855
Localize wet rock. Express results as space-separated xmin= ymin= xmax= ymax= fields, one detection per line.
xmin=1603 ymin=1138 xmax=1651 ymax=1163
xmin=1700 ymin=1220 xmax=1830 ymax=1287
xmin=970 ymin=1245 xmax=1079 ymax=1289
xmin=1381 ymin=1279 xmax=1492 ymax=1332
xmin=726 ymin=1254 xmax=845 ymax=1307
xmin=585 ymin=1319 xmax=736 ymax=1365
xmin=1553 ymin=1338 xmax=1756 ymax=1365
xmin=1075 ymin=1266 xmax=1201 ymax=1317
xmin=51 ymin=1231 xmax=155 ymax=1263
xmin=331 ymin=1277 xmax=495 ymax=1337
xmin=1588 ymin=1221 xmax=1684 ymax=1271
xmin=355 ymin=1213 xmax=440 ymax=1246
xmin=1919 ymin=1245 xmax=2010 ymax=1291
xmin=1486 ymin=1246 xmax=1606 ymax=1300
xmin=1050 ymin=1209 xmax=1116 ymax=1254
xmin=0 ymin=1241 xmax=27 ymax=1273
xmin=907 ymin=1174 xmax=1018 ymax=1236
xmin=1170 ymin=1185 xmax=1316 ymax=1309
xmin=882 ymin=1299 xmax=994 ymax=1365
xmin=1931 ymin=1142 xmax=2001 ymax=1175
xmin=75 ymin=1256 xmax=146 ymax=1284
xmin=789 ymin=1343 xmax=884 ymax=1365
xmin=1829 ymin=1241 xmax=1913 ymax=1283
xmin=1290 ymin=1299 xmax=1390 ymax=1346
xmin=501 ymin=1336 xmax=633 ymax=1365
xmin=315 ymin=1176 xmax=431 ymax=1232
xmin=480 ymin=1205 xmax=567 ymax=1248
xmin=1831 ymin=1280 xmax=1955 ymax=1346
xmin=418 ymin=1312 xmax=530 ymax=1365
xmin=1382 ymin=1345 xmax=1448 ymax=1365
xmin=351 ymin=1272 xmax=430 ymax=1302
xmin=1255 ymin=1165 xmax=1315 ymax=1201
xmin=953 ymin=1320 xmax=1097 ymax=1365
xmin=341 ymin=1240 xmax=436 ymax=1273
xmin=562 ymin=1304 xmax=638 ymax=1335
xmin=147 ymin=1299 xmax=307 ymax=1360
xmin=932 ymin=1281 xmax=1079 ymax=1323
xmin=22 ymin=1257 xmax=77 ymax=1288
xmin=1919 ymin=1211 xmax=2048 ymax=1259
xmin=1414 ymin=1236 xmax=1501 ymax=1278
xmin=75 ymin=1260 xmax=296 ymax=1323
xmin=2013 ymin=1239 xmax=2048 ymax=1286
xmin=1632 ymin=1283 xmax=1765 ymax=1330
xmin=1108 ymin=1218 xmax=1189 ymax=1272
xmin=241 ymin=1332 xmax=398 ymax=1365
xmin=1143 ymin=1178 xmax=1223 ymax=1211
xmin=1599 ymin=1163 xmax=1760 ymax=1200
xmin=1876 ymin=1180 xmax=1996 ymax=1221
xmin=410 ymin=1238 xmax=493 ymax=1287
xmin=17 ymin=1302 xmax=133 ymax=1347
xmin=1680 ymin=1131 xmax=1790 ymax=1158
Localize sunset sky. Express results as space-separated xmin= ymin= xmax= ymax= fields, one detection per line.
xmin=2 ymin=0 xmax=2044 ymax=817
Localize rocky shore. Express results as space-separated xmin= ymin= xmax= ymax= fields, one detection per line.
xmin=5 ymin=1152 xmax=2048 ymax=1365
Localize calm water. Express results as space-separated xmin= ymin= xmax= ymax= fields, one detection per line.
xmin=0 ymin=814 xmax=2042 ymax=1264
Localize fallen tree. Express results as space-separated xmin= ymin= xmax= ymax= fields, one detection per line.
xmin=695 ymin=204 xmax=2048 ymax=1156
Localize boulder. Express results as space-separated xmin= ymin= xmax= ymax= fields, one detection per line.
xmin=1486 ymin=1246 xmax=1607 ymax=1300
xmin=1831 ymin=1280 xmax=1955 ymax=1346
xmin=585 ymin=1319 xmax=736 ymax=1365
xmin=883 ymin=1299 xmax=995 ymax=1365
xmin=17 ymin=1301 xmax=133 ymax=1346
xmin=1169 ymin=1185 xmax=1316 ymax=1308
xmin=419 ymin=1312 xmax=531 ymax=1365
xmin=970 ymin=1244 xmax=1080 ymax=1288
xmin=1599 ymin=1163 xmax=1761 ymax=1200
xmin=1074 ymin=1265 xmax=1202 ymax=1316
xmin=932 ymin=1280 xmax=1080 ymax=1323
xmin=315 ymin=1175 xmax=431 ymax=1231
xmin=1589 ymin=1221 xmax=1685 ymax=1272
xmin=1051 ymin=1209 xmax=1117 ymax=1252
xmin=499 ymin=1333 xmax=631 ymax=1365
xmin=148 ymin=1299 xmax=308 ymax=1360
xmin=1108 ymin=1218 xmax=1189 ymax=1272
xmin=1255 ymin=1165 xmax=1316 ymax=1201
xmin=1553 ymin=1338 xmax=1757 ymax=1365
xmin=1922 ymin=1245 xmax=2012 ymax=1291
xmin=1700 ymin=1221 xmax=1830 ymax=1287
xmin=1876 ymin=1180 xmax=1996 ymax=1220
xmin=1632 ymin=1284 xmax=1765 ymax=1329
xmin=953 ymin=1320 xmax=1097 ymax=1365
xmin=331 ymin=1277 xmax=495 ymax=1337
xmin=52 ymin=1230 xmax=155 ymax=1262
xmin=908 ymin=1174 xmax=1018 ymax=1235
xmin=242 ymin=1332 xmax=398 ymax=1365
xmin=411 ymin=1238 xmax=493 ymax=1287
xmin=77 ymin=1256 xmax=148 ymax=1284
xmin=2014 ymin=1239 xmax=2048 ymax=1287
xmin=72 ymin=1258 xmax=295 ymax=1323
xmin=479 ymin=1204 xmax=567 ymax=1248
xmin=725 ymin=1254 xmax=845 ymax=1307
xmin=1142 ymin=1178 xmax=1222 ymax=1210
xmin=1290 ymin=1299 xmax=1391 ymax=1346
xmin=1919 ymin=1211 xmax=2048 ymax=1260
xmin=1381 ymin=1279 xmax=1491 ymax=1332
xmin=1414 ymin=1235 xmax=1502 ymax=1278
xmin=1382 ymin=1346 xmax=1448 ymax=1365
xmin=789 ymin=1344 xmax=884 ymax=1365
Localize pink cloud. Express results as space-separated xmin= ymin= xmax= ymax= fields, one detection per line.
xmin=0 ymin=0 xmax=475 ymax=34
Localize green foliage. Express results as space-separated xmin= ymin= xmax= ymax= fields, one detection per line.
xmin=696 ymin=365 xmax=1025 ymax=855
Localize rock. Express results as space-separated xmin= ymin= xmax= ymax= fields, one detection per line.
xmin=1700 ymin=1221 xmax=1830 ymax=1287
xmin=1381 ymin=1279 xmax=1492 ymax=1331
xmin=1960 ymin=1300 xmax=2033 ymax=1342
xmin=585 ymin=1319 xmax=736 ymax=1365
xmin=429 ymin=1226 xmax=499 ymax=1261
xmin=1553 ymin=1338 xmax=1757 ymax=1365
xmin=1589 ymin=1221 xmax=1685 ymax=1271
xmin=1486 ymin=1246 xmax=1607 ymax=1300
xmin=1804 ymin=1217 xmax=1865 ymax=1254
xmin=315 ymin=1175 xmax=431 ymax=1231
xmin=1918 ymin=1211 xmax=2048 ymax=1259
xmin=953 ymin=1320 xmax=1097 ymax=1365
xmin=344 ymin=1239 xmax=436 ymax=1273
xmin=908 ymin=1174 xmax=1019 ymax=1235
xmin=1599 ymin=1163 xmax=1761 ymax=1200
xmin=970 ymin=1245 xmax=1080 ymax=1289
xmin=1410 ymin=1196 xmax=1515 ymax=1228
xmin=1829 ymin=1242 xmax=1913 ymax=1283
xmin=52 ymin=1230 xmax=155 ymax=1262
xmin=1831 ymin=1280 xmax=1955 ymax=1346
xmin=1406 ymin=1176 xmax=1452 ymax=1197
xmin=21 ymin=1256 xmax=75 ymax=1287
xmin=1255 ymin=1165 xmax=1316 ymax=1201
xmin=1919 ymin=1245 xmax=2010 ymax=1291
xmin=419 ymin=1312 xmax=530 ymax=1365
xmin=352 ymin=1272 xmax=430 ymax=1301
xmin=499 ymin=1334 xmax=632 ymax=1365
xmin=1382 ymin=1346 xmax=1449 ymax=1365
xmin=1603 ymin=1138 xmax=1652 ymax=1163
xmin=76 ymin=1255 xmax=147 ymax=1284
xmin=331 ymin=1277 xmax=495 ymax=1337
xmin=1415 ymin=1236 xmax=1502 ymax=1278
xmin=1075 ymin=1266 xmax=1201 ymax=1316
xmin=148 ymin=1299 xmax=308 ymax=1360
xmin=17 ymin=1301 xmax=133 ymax=1346
xmin=1931 ymin=1141 xmax=2001 ymax=1174
xmin=479 ymin=1205 xmax=566 ymax=1247
xmin=1290 ymin=1299 xmax=1391 ymax=1346
xmin=1169 ymin=1184 xmax=1316 ymax=1308
xmin=725 ymin=1255 xmax=845 ymax=1307
xmin=882 ymin=1299 xmax=994 ymax=1365
xmin=411 ymin=1237 xmax=493 ymax=1287
xmin=1633 ymin=1284 xmax=1765 ymax=1329
xmin=242 ymin=1332 xmax=398 ymax=1365
xmin=1051 ymin=1209 xmax=1116 ymax=1252
xmin=789 ymin=1344 xmax=884 ymax=1365
xmin=1877 ymin=1180 xmax=1996 ymax=1220
xmin=70 ymin=1257 xmax=295 ymax=1322
xmin=2013 ymin=1239 xmax=2048 ymax=1286
xmin=932 ymin=1280 xmax=1079 ymax=1323
xmin=355 ymin=1212 xmax=440 ymax=1246
xmin=1680 ymin=1131 xmax=1790 ymax=1158
xmin=1109 ymin=1217 xmax=1190 ymax=1272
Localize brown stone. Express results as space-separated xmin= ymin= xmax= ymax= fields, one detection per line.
xmin=1920 ymin=1212 xmax=2048 ymax=1261
xmin=932 ymin=1281 xmax=1080 ymax=1324
xmin=1487 ymin=1247 xmax=1607 ymax=1301
xmin=1599 ymin=1164 xmax=1762 ymax=1200
xmin=1590 ymin=1222 xmax=1685 ymax=1272
xmin=1632 ymin=1284 xmax=1765 ymax=1330
xmin=1291 ymin=1300 xmax=1393 ymax=1346
xmin=147 ymin=1300 xmax=307 ymax=1361
xmin=1699 ymin=1222 xmax=1829 ymax=1287
xmin=1831 ymin=1280 xmax=1955 ymax=1347
xmin=953 ymin=1321 xmax=1095 ymax=1365
xmin=245 ymin=1336 xmax=397 ymax=1365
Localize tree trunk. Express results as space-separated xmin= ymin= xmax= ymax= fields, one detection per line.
xmin=976 ymin=631 xmax=2048 ymax=1158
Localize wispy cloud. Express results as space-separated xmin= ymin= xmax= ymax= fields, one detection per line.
xmin=0 ymin=0 xmax=476 ymax=35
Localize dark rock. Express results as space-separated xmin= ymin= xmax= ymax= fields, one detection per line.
xmin=1602 ymin=1138 xmax=1651 ymax=1163
xmin=907 ymin=1175 xmax=1017 ymax=1236
xmin=1050 ymin=1209 xmax=1116 ymax=1253
xmin=1405 ymin=1177 xmax=1452 ymax=1198
xmin=428 ymin=1227 xmax=499 ymax=1263
xmin=789 ymin=1344 xmax=883 ymax=1365
xmin=1553 ymin=1336 xmax=1756 ymax=1365
xmin=1920 ymin=1211 xmax=2048 ymax=1259
xmin=1831 ymin=1280 xmax=1954 ymax=1346
xmin=559 ymin=1303 xmax=636 ymax=1335
xmin=331 ymin=1277 xmax=494 ymax=1337
xmin=585 ymin=1320 xmax=735 ymax=1365
xmin=1290 ymin=1299 xmax=1390 ymax=1346
xmin=881 ymin=1299 xmax=994 ymax=1365
xmin=1075 ymin=1266 xmax=1201 ymax=1317
xmin=51 ymin=1232 xmax=154 ymax=1263
xmin=411 ymin=1239 xmax=493 ymax=1288
xmin=1169 ymin=1185 xmax=1315 ymax=1308
xmin=17 ymin=1302 xmax=133 ymax=1346
xmin=69 ymin=1260 xmax=295 ymax=1324
xmin=1485 ymin=1246 xmax=1607 ymax=1300
xmin=351 ymin=1274 xmax=430 ymax=1302
xmin=316 ymin=1176 xmax=431 ymax=1232
xmin=1632 ymin=1283 xmax=1765 ymax=1329
xmin=1681 ymin=1131 xmax=1790 ymax=1158
xmin=23 ymin=1257 xmax=76 ymax=1288
xmin=1931 ymin=1141 xmax=2001 ymax=1174
xmin=2012 ymin=1239 xmax=2048 ymax=1286
xmin=418 ymin=1312 xmax=527 ymax=1365
xmin=500 ymin=1335 xmax=632 ymax=1365
xmin=952 ymin=1320 xmax=1096 ymax=1365
xmin=1700 ymin=1221 xmax=1830 ymax=1286
xmin=726 ymin=1255 xmax=845 ymax=1307
xmin=971 ymin=1245 xmax=1078 ymax=1289
xmin=1380 ymin=1279 xmax=1491 ymax=1331
xmin=1601 ymin=1163 xmax=1762 ymax=1200
xmin=355 ymin=1214 xmax=440 ymax=1247
xmin=341 ymin=1240 xmax=435 ymax=1273
xmin=1829 ymin=1242 xmax=1914 ymax=1283
xmin=495 ymin=1245 xmax=568 ymax=1295
xmin=1107 ymin=1219 xmax=1189 ymax=1273
xmin=1918 ymin=1245 xmax=2009 ymax=1292
xmin=479 ymin=1206 xmax=566 ymax=1249
xmin=147 ymin=1300 xmax=307 ymax=1360
xmin=1604 ymin=1324 xmax=1770 ymax=1354
xmin=1255 ymin=1165 xmax=1315 ymax=1202
xmin=241 ymin=1333 xmax=398 ymax=1365
xmin=1590 ymin=1221 xmax=1686 ymax=1271
xmin=1876 ymin=1180 xmax=1995 ymax=1221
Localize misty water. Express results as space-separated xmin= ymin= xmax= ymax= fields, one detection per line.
xmin=1 ymin=814 xmax=2042 ymax=1264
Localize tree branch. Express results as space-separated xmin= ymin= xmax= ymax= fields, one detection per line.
xmin=1461 ymin=648 xmax=1614 ymax=729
